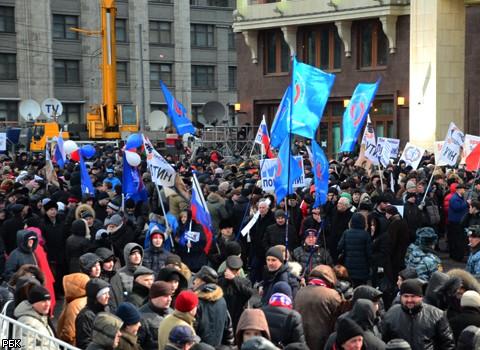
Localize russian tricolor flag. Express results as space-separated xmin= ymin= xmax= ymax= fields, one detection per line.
xmin=255 ymin=115 xmax=274 ymax=158
xmin=191 ymin=173 xmax=213 ymax=254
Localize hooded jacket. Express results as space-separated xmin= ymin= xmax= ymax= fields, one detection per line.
xmin=234 ymin=309 xmax=270 ymax=350
xmin=118 ymin=243 xmax=144 ymax=295
xmin=206 ymin=192 xmax=229 ymax=234
xmin=4 ymin=230 xmax=39 ymax=282
xmin=14 ymin=300 xmax=57 ymax=350
xmin=142 ymin=234 xmax=172 ymax=277
xmin=75 ymin=278 xmax=111 ymax=349
xmin=294 ymin=265 xmax=342 ymax=350
xmin=66 ymin=219 xmax=91 ymax=273
xmin=85 ymin=312 xmax=123 ymax=350
xmin=57 ymin=272 xmax=90 ymax=345
xmin=174 ymin=210 xmax=207 ymax=272
xmin=195 ymin=283 xmax=234 ymax=347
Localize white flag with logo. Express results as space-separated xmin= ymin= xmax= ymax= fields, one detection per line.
xmin=399 ymin=142 xmax=425 ymax=169
xmin=361 ymin=115 xmax=378 ymax=165
xmin=437 ymin=122 xmax=465 ymax=166
xmin=142 ymin=134 xmax=177 ymax=187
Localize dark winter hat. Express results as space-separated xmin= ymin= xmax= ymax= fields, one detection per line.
xmin=352 ymin=285 xmax=383 ymax=303
xmin=125 ymin=198 xmax=135 ymax=209
xmin=358 ymin=202 xmax=372 ymax=212
xmin=71 ymin=219 xmax=87 ymax=236
xmin=175 ymin=291 xmax=199 ymax=312
xmin=274 ymin=210 xmax=286 ymax=218
xmin=241 ymin=336 xmax=277 ymax=350
xmin=81 ymin=211 xmax=94 ymax=219
xmin=400 ymin=279 xmax=424 ymax=297
xmin=416 ymin=227 xmax=438 ymax=245
xmin=467 ymin=225 xmax=480 ymax=238
xmin=150 ymin=281 xmax=173 ymax=299
xmin=219 ymin=218 xmax=234 ymax=230
xmin=398 ymin=268 xmax=418 ymax=281
xmin=190 ymin=343 xmax=216 ymax=350
xmin=225 ymin=241 xmax=242 ymax=256
xmin=95 ymin=247 xmax=115 ymax=262
xmin=226 ymin=256 xmax=243 ymax=270
xmin=115 ymin=302 xmax=142 ymax=326
xmin=97 ymin=192 xmax=110 ymax=201
xmin=405 ymin=192 xmax=416 ymax=200
xmin=43 ymin=200 xmax=58 ymax=212
xmin=283 ymin=343 xmax=310 ymax=350
xmin=336 ymin=318 xmax=363 ymax=345
xmin=28 ymin=285 xmax=51 ymax=304
xmin=9 ymin=203 xmax=24 ymax=214
xmin=86 ymin=278 xmax=110 ymax=299
xmin=272 ymin=281 xmax=292 ymax=299
xmin=168 ymin=325 xmax=201 ymax=344
xmin=386 ymin=339 xmax=412 ymax=350
xmin=107 ymin=200 xmax=121 ymax=211
xmin=165 ymin=254 xmax=182 ymax=268
xmin=195 ymin=266 xmax=218 ymax=284
xmin=266 ymin=247 xmax=284 ymax=262
xmin=79 ymin=253 xmax=102 ymax=274
xmin=133 ymin=266 xmax=154 ymax=279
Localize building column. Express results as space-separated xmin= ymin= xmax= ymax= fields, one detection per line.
xmin=409 ymin=0 xmax=465 ymax=151
xmin=174 ymin=0 xmax=191 ymax=115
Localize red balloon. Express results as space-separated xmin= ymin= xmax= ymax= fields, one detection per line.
xmin=70 ymin=149 xmax=80 ymax=162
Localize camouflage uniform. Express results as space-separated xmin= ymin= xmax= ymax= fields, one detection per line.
xmin=466 ymin=248 xmax=480 ymax=275
xmin=405 ymin=243 xmax=443 ymax=281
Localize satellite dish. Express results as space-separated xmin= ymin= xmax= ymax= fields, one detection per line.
xmin=42 ymin=98 xmax=63 ymax=118
xmin=19 ymin=100 xmax=41 ymax=122
xmin=148 ymin=110 xmax=169 ymax=131
xmin=202 ymin=101 xmax=226 ymax=127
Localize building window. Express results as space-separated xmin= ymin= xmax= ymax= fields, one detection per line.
xmin=304 ymin=24 xmax=341 ymax=71
xmin=53 ymin=15 xmax=78 ymax=40
xmin=150 ymin=63 xmax=172 ymax=87
xmin=265 ymin=29 xmax=289 ymax=74
xmin=228 ymin=27 xmax=236 ymax=50
xmin=149 ymin=21 xmax=172 ymax=45
xmin=191 ymin=24 xmax=214 ymax=47
xmin=54 ymin=60 xmax=80 ymax=84
xmin=191 ymin=105 xmax=203 ymax=126
xmin=359 ymin=20 xmax=388 ymax=69
xmin=0 ymin=6 xmax=14 ymax=33
xmin=192 ymin=65 xmax=215 ymax=88
xmin=63 ymin=104 xmax=82 ymax=123
xmin=0 ymin=54 xmax=16 ymax=80
xmin=149 ymin=0 xmax=172 ymax=3
xmin=116 ymin=19 xmax=127 ymax=43
xmin=117 ymin=62 xmax=128 ymax=84
xmin=228 ymin=66 xmax=237 ymax=89
xmin=0 ymin=101 xmax=18 ymax=122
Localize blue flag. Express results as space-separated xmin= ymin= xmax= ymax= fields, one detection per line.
xmin=123 ymin=151 xmax=148 ymax=202
xmin=191 ymin=173 xmax=214 ymax=254
xmin=311 ymin=140 xmax=329 ymax=207
xmin=53 ymin=130 xmax=67 ymax=168
xmin=160 ymin=80 xmax=196 ymax=136
xmin=340 ymin=79 xmax=381 ymax=152
xmin=270 ymin=86 xmax=292 ymax=149
xmin=273 ymin=137 xmax=303 ymax=204
xmin=291 ymin=56 xmax=335 ymax=139
xmin=79 ymin=149 xmax=95 ymax=197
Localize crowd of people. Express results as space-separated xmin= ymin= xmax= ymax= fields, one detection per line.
xmin=0 ymin=141 xmax=480 ymax=350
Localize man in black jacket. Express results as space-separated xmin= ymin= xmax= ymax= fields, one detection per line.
xmin=381 ymin=279 xmax=455 ymax=350
xmin=193 ymin=265 xmax=234 ymax=347
xmin=137 ymin=281 xmax=174 ymax=350
xmin=75 ymin=278 xmax=111 ymax=349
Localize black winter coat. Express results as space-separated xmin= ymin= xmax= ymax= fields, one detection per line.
xmin=386 ymin=214 xmax=410 ymax=276
xmin=142 ymin=246 xmax=172 ymax=278
xmin=175 ymin=215 xmax=207 ymax=273
xmin=291 ymin=244 xmax=334 ymax=275
xmin=328 ymin=207 xmax=353 ymax=262
xmin=99 ymin=269 xmax=124 ymax=313
xmin=4 ymin=230 xmax=39 ymax=282
xmin=1 ymin=215 xmax=25 ymax=254
xmin=448 ymin=306 xmax=480 ymax=342
xmin=195 ymin=284 xmax=234 ymax=347
xmin=250 ymin=210 xmax=276 ymax=258
xmin=381 ymin=303 xmax=455 ymax=350
xmin=338 ymin=226 xmax=373 ymax=282
xmin=40 ymin=214 xmax=67 ymax=264
xmin=126 ymin=281 xmax=149 ymax=308
xmin=109 ymin=224 xmax=136 ymax=266
xmin=260 ymin=263 xmax=299 ymax=306
xmin=217 ymin=274 xmax=254 ymax=332
xmin=75 ymin=301 xmax=109 ymax=349
xmin=263 ymin=223 xmax=298 ymax=252
xmin=65 ymin=233 xmax=91 ymax=274
xmin=137 ymin=302 xmax=173 ymax=350
xmin=261 ymin=305 xmax=305 ymax=347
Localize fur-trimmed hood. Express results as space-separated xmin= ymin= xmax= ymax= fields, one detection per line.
xmin=75 ymin=203 xmax=95 ymax=220
xmin=8 ymin=264 xmax=46 ymax=290
xmin=447 ymin=268 xmax=480 ymax=293
xmin=195 ymin=284 xmax=223 ymax=302
xmin=288 ymin=261 xmax=302 ymax=278
xmin=207 ymin=192 xmax=225 ymax=204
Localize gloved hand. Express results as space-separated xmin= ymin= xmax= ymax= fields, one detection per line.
xmin=418 ymin=201 xmax=425 ymax=211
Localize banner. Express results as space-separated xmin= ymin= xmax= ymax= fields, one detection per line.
xmin=273 ymin=137 xmax=303 ymax=204
xmin=434 ymin=141 xmax=448 ymax=166
xmin=437 ymin=122 xmax=465 ymax=166
xmin=399 ymin=142 xmax=425 ymax=169
xmin=379 ymin=140 xmax=392 ymax=167
xmin=260 ymin=156 xmax=305 ymax=190
xmin=311 ymin=139 xmax=329 ymax=207
xmin=142 ymin=135 xmax=176 ymax=187
xmin=291 ymin=56 xmax=335 ymax=139
xmin=0 ymin=133 xmax=6 ymax=151
xmin=461 ymin=134 xmax=480 ymax=164
xmin=191 ymin=173 xmax=213 ymax=254
xmin=160 ymin=80 xmax=196 ymax=136
xmin=361 ymin=115 xmax=378 ymax=165
xmin=340 ymin=79 xmax=381 ymax=152
xmin=377 ymin=137 xmax=400 ymax=158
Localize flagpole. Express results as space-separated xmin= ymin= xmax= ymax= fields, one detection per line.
xmin=156 ymin=184 xmax=175 ymax=248
xmin=421 ymin=162 xmax=438 ymax=205
xmin=467 ymin=155 xmax=480 ymax=199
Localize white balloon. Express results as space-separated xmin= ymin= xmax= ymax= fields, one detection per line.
xmin=63 ymin=140 xmax=79 ymax=155
xmin=125 ymin=151 xmax=141 ymax=166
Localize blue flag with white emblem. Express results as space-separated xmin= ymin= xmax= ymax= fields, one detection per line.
xmin=273 ymin=137 xmax=303 ymax=204
xmin=311 ymin=139 xmax=329 ymax=207
xmin=160 ymin=80 xmax=196 ymax=136
xmin=340 ymin=79 xmax=381 ymax=152
xmin=270 ymin=86 xmax=292 ymax=149
xmin=291 ymin=56 xmax=335 ymax=139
